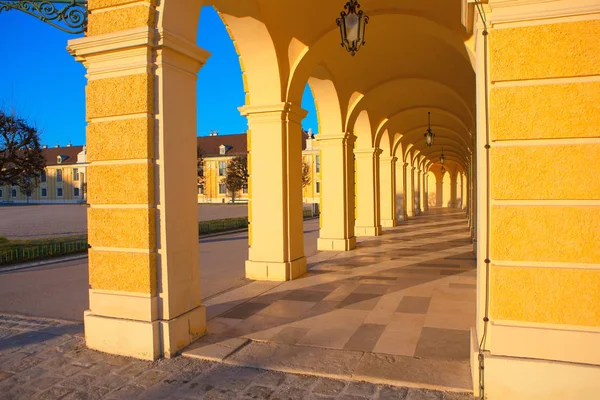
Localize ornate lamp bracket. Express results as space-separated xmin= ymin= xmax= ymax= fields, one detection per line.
xmin=0 ymin=1 xmax=88 ymax=34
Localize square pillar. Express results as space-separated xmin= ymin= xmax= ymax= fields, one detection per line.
xmin=406 ymin=166 xmax=415 ymax=217
xmin=380 ymin=156 xmax=398 ymax=227
xmin=402 ymin=162 xmax=410 ymax=221
xmin=240 ymin=103 xmax=307 ymax=281
xmin=423 ymin=172 xmax=429 ymax=211
xmin=473 ymin=3 xmax=600 ymax=398
xmin=68 ymin=10 xmax=209 ymax=359
xmin=316 ymin=133 xmax=356 ymax=251
xmin=354 ymin=148 xmax=382 ymax=236
xmin=395 ymin=161 xmax=405 ymax=221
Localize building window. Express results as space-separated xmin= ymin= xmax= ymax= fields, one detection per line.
xmin=198 ymin=184 xmax=204 ymax=195
xmin=219 ymin=145 xmax=226 ymax=155
xmin=57 ymin=188 xmax=63 ymax=197
xmin=73 ymin=168 xmax=79 ymax=181
xmin=218 ymin=161 xmax=227 ymax=176
xmin=74 ymin=187 xmax=80 ymax=197
xmin=41 ymin=188 xmax=47 ymax=197
xmin=40 ymin=170 xmax=47 ymax=182
xmin=242 ymin=184 xmax=248 ymax=194
xmin=316 ymin=182 xmax=321 ymax=194
xmin=56 ymin=169 xmax=63 ymax=182
xmin=11 ymin=188 xmax=17 ymax=197
xmin=315 ymin=155 xmax=321 ymax=173
xmin=218 ymin=183 xmax=227 ymax=194
xmin=0 ymin=188 xmax=3 ymax=197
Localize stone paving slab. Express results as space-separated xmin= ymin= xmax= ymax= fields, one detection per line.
xmin=0 ymin=313 xmax=473 ymax=399
xmin=184 ymin=336 xmax=472 ymax=393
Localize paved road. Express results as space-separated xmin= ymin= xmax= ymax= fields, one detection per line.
xmin=0 ymin=204 xmax=249 ymax=239
xmin=0 ymin=219 xmax=320 ymax=321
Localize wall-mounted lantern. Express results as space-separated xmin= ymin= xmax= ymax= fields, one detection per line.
xmin=336 ymin=0 xmax=369 ymax=56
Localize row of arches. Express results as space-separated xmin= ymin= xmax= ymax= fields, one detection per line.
xmin=70 ymin=0 xmax=477 ymax=361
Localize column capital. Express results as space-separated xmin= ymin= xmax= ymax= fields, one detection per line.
xmin=317 ymin=132 xmax=356 ymax=145
xmin=380 ymin=156 xmax=398 ymax=164
xmin=239 ymin=102 xmax=307 ymax=124
xmin=354 ymin=148 xmax=383 ymax=158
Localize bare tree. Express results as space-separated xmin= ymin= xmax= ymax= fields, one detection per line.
xmin=0 ymin=109 xmax=46 ymax=187
xmin=222 ymin=155 xmax=248 ymax=204
xmin=18 ymin=175 xmax=39 ymax=204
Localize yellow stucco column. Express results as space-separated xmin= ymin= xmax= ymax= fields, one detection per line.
xmin=379 ymin=156 xmax=397 ymax=227
xmin=417 ymin=169 xmax=423 ymax=214
xmin=68 ymin=1 xmax=208 ymax=360
xmin=473 ymin=3 xmax=600 ymax=398
xmin=421 ymin=172 xmax=429 ymax=211
xmin=317 ymin=132 xmax=357 ymax=251
xmin=450 ymin=172 xmax=458 ymax=208
xmin=401 ymin=162 xmax=409 ymax=221
xmin=406 ymin=166 xmax=414 ymax=217
xmin=436 ymin=176 xmax=443 ymax=207
xmin=354 ymin=148 xmax=382 ymax=236
xmin=395 ymin=161 xmax=405 ymax=222
xmin=240 ymin=103 xmax=307 ymax=280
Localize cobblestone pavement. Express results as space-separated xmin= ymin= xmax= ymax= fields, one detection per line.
xmin=0 ymin=314 xmax=472 ymax=400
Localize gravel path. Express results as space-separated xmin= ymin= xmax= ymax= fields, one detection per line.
xmin=0 ymin=204 xmax=248 ymax=239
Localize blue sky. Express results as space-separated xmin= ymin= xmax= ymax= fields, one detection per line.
xmin=0 ymin=6 xmax=317 ymax=147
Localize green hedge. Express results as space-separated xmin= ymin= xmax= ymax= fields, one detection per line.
xmin=0 ymin=235 xmax=88 ymax=267
xmin=0 ymin=212 xmax=322 ymax=266
xmin=198 ymin=217 xmax=249 ymax=235
xmin=198 ymin=211 xmax=319 ymax=236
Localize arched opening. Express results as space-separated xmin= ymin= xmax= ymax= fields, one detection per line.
xmin=194 ymin=6 xmax=322 ymax=296
xmin=442 ymin=170 xmax=451 ymax=207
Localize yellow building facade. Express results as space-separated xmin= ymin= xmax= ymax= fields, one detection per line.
xmin=59 ymin=1 xmax=599 ymax=398
xmin=197 ymin=132 xmax=321 ymax=205
xmin=0 ymin=145 xmax=87 ymax=204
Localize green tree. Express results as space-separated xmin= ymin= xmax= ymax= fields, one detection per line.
xmin=197 ymin=146 xmax=206 ymax=192
xmin=222 ymin=155 xmax=248 ymax=204
xmin=0 ymin=109 xmax=46 ymax=187
xmin=302 ymin=161 xmax=311 ymax=188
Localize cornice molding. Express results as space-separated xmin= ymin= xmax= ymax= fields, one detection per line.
xmin=67 ymin=27 xmax=155 ymax=60
xmin=487 ymin=0 xmax=600 ymax=25
xmin=239 ymin=103 xmax=308 ymax=124
xmin=157 ymin=29 xmax=211 ymax=64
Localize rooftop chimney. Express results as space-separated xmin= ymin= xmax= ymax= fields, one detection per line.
xmin=55 ymin=142 xmax=59 ymax=148
xmin=67 ymin=142 xmax=72 ymax=147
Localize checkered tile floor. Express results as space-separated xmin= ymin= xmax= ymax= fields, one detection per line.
xmin=206 ymin=208 xmax=476 ymax=361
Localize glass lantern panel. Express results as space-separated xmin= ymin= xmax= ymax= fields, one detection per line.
xmin=345 ymin=13 xmax=359 ymax=44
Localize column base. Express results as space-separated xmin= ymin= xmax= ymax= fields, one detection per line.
xmin=84 ymin=304 xmax=206 ymax=360
xmin=473 ymin=351 xmax=600 ymax=399
xmin=317 ymin=236 xmax=357 ymax=251
xmin=355 ymin=225 xmax=382 ymax=236
xmin=245 ymin=256 xmax=307 ymax=281
xmin=381 ymin=219 xmax=397 ymax=228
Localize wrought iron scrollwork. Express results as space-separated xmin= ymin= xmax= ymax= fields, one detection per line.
xmin=0 ymin=1 xmax=88 ymax=34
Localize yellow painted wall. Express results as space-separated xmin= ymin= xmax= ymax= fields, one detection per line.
xmin=488 ymin=19 xmax=600 ymax=329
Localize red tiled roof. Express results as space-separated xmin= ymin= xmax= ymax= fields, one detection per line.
xmin=42 ymin=146 xmax=84 ymax=166
xmin=197 ymin=131 xmax=310 ymax=157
